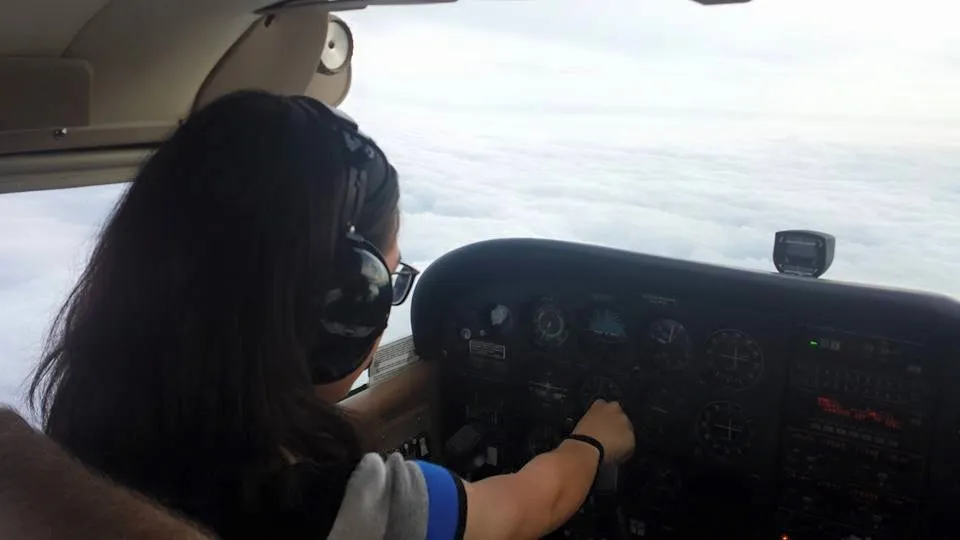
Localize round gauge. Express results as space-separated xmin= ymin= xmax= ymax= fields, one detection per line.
xmin=525 ymin=424 xmax=562 ymax=456
xmin=585 ymin=308 xmax=628 ymax=343
xmin=646 ymin=319 xmax=692 ymax=370
xmin=533 ymin=301 xmax=568 ymax=347
xmin=698 ymin=401 xmax=753 ymax=458
xmin=704 ymin=330 xmax=764 ymax=390
xmin=579 ymin=375 xmax=622 ymax=405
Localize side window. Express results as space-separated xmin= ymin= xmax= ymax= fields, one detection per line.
xmin=0 ymin=183 xmax=406 ymax=405
xmin=0 ymin=184 xmax=126 ymax=416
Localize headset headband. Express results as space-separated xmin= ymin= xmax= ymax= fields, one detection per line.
xmin=291 ymin=95 xmax=397 ymax=242
xmin=302 ymin=98 xmax=393 ymax=237
xmin=289 ymin=96 xmax=397 ymax=384
xmin=342 ymin=166 xmax=367 ymax=234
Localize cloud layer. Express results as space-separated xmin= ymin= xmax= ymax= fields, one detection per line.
xmin=2 ymin=0 xmax=959 ymax=411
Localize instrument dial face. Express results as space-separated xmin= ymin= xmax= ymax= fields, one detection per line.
xmin=704 ymin=330 xmax=764 ymax=390
xmin=533 ymin=301 xmax=568 ymax=347
xmin=698 ymin=401 xmax=754 ymax=457
xmin=647 ymin=319 xmax=692 ymax=370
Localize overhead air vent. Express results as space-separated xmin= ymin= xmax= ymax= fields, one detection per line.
xmin=319 ymin=17 xmax=353 ymax=75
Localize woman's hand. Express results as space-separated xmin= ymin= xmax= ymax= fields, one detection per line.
xmin=571 ymin=399 xmax=635 ymax=464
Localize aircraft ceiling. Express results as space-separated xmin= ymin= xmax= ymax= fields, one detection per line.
xmin=0 ymin=0 xmax=742 ymax=195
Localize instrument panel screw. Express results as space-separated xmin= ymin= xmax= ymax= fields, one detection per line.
xmin=52 ymin=128 xmax=68 ymax=139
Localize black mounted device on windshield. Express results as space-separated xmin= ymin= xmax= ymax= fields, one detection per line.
xmin=773 ymin=230 xmax=835 ymax=278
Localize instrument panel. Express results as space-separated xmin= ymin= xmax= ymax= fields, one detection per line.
xmin=410 ymin=239 xmax=960 ymax=540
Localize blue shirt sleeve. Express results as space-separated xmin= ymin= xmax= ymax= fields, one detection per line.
xmin=413 ymin=460 xmax=467 ymax=540
xmin=326 ymin=453 xmax=467 ymax=540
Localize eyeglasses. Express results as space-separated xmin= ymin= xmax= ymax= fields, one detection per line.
xmin=391 ymin=261 xmax=420 ymax=306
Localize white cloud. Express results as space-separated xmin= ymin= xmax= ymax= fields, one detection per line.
xmin=346 ymin=0 xmax=960 ymax=342
xmin=2 ymin=0 xmax=959 ymax=412
xmin=349 ymin=0 xmax=960 ymax=124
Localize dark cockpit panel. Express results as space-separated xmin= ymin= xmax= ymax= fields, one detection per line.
xmin=411 ymin=238 xmax=960 ymax=540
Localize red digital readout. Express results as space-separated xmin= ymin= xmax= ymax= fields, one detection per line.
xmin=816 ymin=396 xmax=903 ymax=430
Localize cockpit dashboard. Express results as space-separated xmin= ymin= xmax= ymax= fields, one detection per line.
xmin=408 ymin=238 xmax=960 ymax=540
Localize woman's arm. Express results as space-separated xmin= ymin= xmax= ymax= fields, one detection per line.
xmin=0 ymin=407 xmax=214 ymax=540
xmin=462 ymin=400 xmax=634 ymax=540
xmin=462 ymin=438 xmax=601 ymax=540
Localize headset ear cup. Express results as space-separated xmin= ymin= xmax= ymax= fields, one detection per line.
xmin=309 ymin=237 xmax=393 ymax=384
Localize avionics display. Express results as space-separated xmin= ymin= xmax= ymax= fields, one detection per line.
xmin=778 ymin=327 xmax=933 ymax=538
xmin=816 ymin=396 xmax=906 ymax=431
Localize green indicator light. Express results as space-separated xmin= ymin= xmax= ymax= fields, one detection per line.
xmin=808 ymin=340 xmax=819 ymax=347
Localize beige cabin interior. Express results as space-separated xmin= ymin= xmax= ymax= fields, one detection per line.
xmin=0 ymin=0 xmax=450 ymax=192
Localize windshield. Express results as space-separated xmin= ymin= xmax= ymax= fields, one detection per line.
xmin=356 ymin=0 xmax=959 ymax=341
xmin=1 ymin=0 xmax=957 ymax=408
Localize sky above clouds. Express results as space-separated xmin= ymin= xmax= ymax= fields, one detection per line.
xmin=1 ymin=0 xmax=959 ymax=411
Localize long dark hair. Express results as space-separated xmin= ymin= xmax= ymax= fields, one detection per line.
xmin=28 ymin=91 xmax=399 ymax=537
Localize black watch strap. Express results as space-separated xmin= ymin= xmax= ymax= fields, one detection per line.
xmin=564 ymin=434 xmax=605 ymax=483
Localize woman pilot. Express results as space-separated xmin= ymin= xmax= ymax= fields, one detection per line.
xmin=28 ymin=90 xmax=635 ymax=540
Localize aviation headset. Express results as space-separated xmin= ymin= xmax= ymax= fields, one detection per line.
xmin=293 ymin=96 xmax=396 ymax=384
